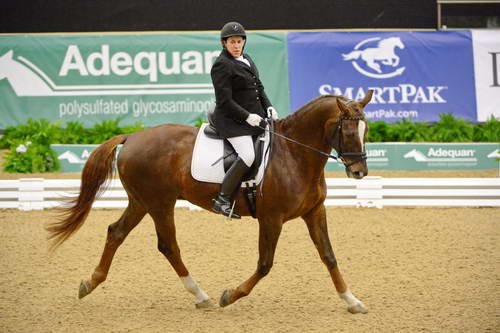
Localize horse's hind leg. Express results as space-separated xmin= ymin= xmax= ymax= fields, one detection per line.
xmin=79 ymin=199 xmax=146 ymax=299
xmin=302 ymin=204 xmax=368 ymax=314
xmin=149 ymin=203 xmax=213 ymax=309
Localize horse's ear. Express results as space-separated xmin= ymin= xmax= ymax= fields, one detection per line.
xmin=359 ymin=90 xmax=373 ymax=107
xmin=336 ymin=98 xmax=349 ymax=114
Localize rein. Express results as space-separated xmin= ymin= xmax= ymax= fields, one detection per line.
xmin=258 ymin=115 xmax=367 ymax=168
xmin=257 ymin=124 xmax=341 ymax=162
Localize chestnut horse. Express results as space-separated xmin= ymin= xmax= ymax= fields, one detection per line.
xmin=47 ymin=91 xmax=373 ymax=314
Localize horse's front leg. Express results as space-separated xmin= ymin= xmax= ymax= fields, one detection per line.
xmin=302 ymin=204 xmax=368 ymax=314
xmin=219 ymin=218 xmax=282 ymax=307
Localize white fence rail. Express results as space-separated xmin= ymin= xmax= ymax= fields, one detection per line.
xmin=1 ymin=177 xmax=499 ymax=211
xmin=325 ymin=177 xmax=500 ymax=207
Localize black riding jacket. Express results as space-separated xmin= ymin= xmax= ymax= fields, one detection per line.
xmin=210 ymin=49 xmax=272 ymax=138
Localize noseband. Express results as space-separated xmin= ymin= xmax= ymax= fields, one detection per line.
xmin=331 ymin=115 xmax=367 ymax=168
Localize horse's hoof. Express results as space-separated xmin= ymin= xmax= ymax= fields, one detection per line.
xmin=348 ymin=302 xmax=369 ymax=314
xmin=219 ymin=289 xmax=234 ymax=307
xmin=78 ymin=280 xmax=92 ymax=299
xmin=195 ymin=299 xmax=216 ymax=309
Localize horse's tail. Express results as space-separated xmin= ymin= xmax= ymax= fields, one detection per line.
xmin=46 ymin=134 xmax=128 ymax=251
xmin=342 ymin=50 xmax=362 ymax=60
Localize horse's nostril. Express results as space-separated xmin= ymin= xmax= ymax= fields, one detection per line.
xmin=353 ymin=171 xmax=364 ymax=179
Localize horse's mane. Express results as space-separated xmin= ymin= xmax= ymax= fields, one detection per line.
xmin=274 ymin=95 xmax=346 ymax=134
xmin=279 ymin=94 xmax=349 ymax=124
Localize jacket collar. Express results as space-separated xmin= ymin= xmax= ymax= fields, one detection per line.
xmin=222 ymin=49 xmax=257 ymax=75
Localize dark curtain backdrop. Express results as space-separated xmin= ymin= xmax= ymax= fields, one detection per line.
xmin=1 ymin=0 xmax=436 ymax=33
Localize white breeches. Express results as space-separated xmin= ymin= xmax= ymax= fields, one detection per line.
xmin=227 ymin=135 xmax=255 ymax=167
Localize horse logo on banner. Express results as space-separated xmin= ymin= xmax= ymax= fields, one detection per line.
xmin=57 ymin=151 xmax=86 ymax=164
xmin=342 ymin=37 xmax=406 ymax=79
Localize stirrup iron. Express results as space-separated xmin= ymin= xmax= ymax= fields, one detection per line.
xmin=227 ymin=200 xmax=237 ymax=220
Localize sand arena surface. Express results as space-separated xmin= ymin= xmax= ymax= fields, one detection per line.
xmin=0 ymin=205 xmax=498 ymax=333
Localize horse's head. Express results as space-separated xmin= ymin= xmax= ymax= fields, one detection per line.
xmin=326 ymin=90 xmax=373 ymax=179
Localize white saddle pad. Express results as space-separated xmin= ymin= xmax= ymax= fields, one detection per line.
xmin=191 ymin=123 xmax=270 ymax=186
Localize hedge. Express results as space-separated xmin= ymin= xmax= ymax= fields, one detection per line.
xmin=1 ymin=114 xmax=498 ymax=173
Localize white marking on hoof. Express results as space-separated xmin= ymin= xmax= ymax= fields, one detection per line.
xmin=180 ymin=275 xmax=210 ymax=304
xmin=195 ymin=299 xmax=217 ymax=310
xmin=339 ymin=290 xmax=368 ymax=314
xmin=348 ymin=302 xmax=369 ymax=314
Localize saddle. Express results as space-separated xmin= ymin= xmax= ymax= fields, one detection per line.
xmin=190 ymin=110 xmax=272 ymax=218
xmin=203 ymin=109 xmax=265 ymax=180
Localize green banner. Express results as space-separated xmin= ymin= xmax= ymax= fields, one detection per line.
xmin=0 ymin=32 xmax=289 ymax=128
xmin=51 ymin=144 xmax=99 ymax=172
xmin=53 ymin=143 xmax=499 ymax=173
xmin=327 ymin=143 xmax=500 ymax=171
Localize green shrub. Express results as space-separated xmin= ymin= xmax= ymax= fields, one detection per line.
xmin=0 ymin=118 xmax=145 ymax=173
xmin=387 ymin=119 xmax=432 ymax=142
xmin=60 ymin=121 xmax=91 ymax=144
xmin=1 ymin=114 xmax=497 ymax=173
xmin=367 ymin=121 xmax=394 ymax=142
xmin=0 ymin=118 xmax=63 ymax=148
xmin=3 ymin=141 xmax=60 ymax=173
xmin=430 ymin=113 xmax=474 ymax=142
xmin=87 ymin=118 xmax=124 ymax=144
xmin=473 ymin=116 xmax=500 ymax=142
xmin=122 ymin=121 xmax=146 ymax=134
xmin=193 ymin=114 xmax=207 ymax=128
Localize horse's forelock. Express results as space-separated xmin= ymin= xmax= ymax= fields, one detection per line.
xmin=341 ymin=99 xmax=367 ymax=119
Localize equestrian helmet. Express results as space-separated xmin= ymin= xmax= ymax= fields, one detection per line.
xmin=220 ymin=22 xmax=246 ymax=40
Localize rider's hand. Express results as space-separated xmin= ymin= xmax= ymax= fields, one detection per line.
xmin=246 ymin=113 xmax=263 ymax=127
xmin=267 ymin=106 xmax=278 ymax=120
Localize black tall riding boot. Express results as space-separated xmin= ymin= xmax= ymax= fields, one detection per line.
xmin=212 ymin=158 xmax=250 ymax=219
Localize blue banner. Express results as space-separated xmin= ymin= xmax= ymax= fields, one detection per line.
xmin=287 ymin=31 xmax=477 ymax=122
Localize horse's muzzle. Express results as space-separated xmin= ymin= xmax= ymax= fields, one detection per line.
xmin=348 ymin=170 xmax=366 ymax=179
xmin=345 ymin=160 xmax=368 ymax=179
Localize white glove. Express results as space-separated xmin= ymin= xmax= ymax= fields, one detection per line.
xmin=267 ymin=106 xmax=278 ymax=120
xmin=246 ymin=113 xmax=263 ymax=127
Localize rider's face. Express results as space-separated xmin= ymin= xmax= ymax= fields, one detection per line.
xmin=224 ymin=36 xmax=245 ymax=58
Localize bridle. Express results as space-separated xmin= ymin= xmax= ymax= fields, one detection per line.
xmin=331 ymin=115 xmax=367 ymax=168
xmin=258 ymin=114 xmax=367 ymax=170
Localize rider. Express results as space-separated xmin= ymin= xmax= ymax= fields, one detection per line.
xmin=211 ymin=21 xmax=278 ymax=219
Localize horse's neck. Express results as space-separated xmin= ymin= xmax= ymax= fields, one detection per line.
xmin=274 ymin=114 xmax=331 ymax=180
xmin=279 ymin=105 xmax=332 ymax=150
